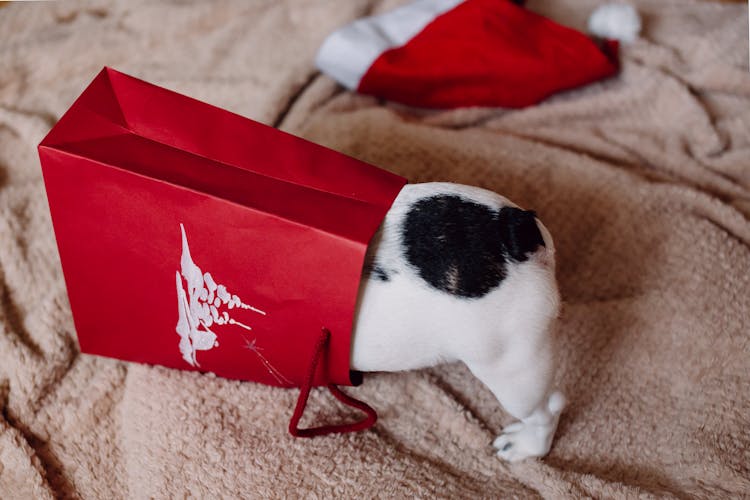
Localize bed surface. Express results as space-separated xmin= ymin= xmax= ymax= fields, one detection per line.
xmin=1 ymin=1 xmax=748 ymax=497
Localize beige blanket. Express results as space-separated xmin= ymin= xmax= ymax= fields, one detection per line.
xmin=1 ymin=0 xmax=749 ymax=497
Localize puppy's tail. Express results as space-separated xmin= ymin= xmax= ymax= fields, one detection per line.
xmin=498 ymin=207 xmax=546 ymax=262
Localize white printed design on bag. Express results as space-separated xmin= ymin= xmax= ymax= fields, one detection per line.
xmin=175 ymin=223 xmax=266 ymax=367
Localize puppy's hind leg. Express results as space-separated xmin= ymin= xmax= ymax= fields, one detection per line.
xmin=467 ymin=342 xmax=565 ymax=462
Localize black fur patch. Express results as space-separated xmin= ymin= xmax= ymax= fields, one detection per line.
xmin=371 ymin=265 xmax=391 ymax=282
xmin=497 ymin=207 xmax=545 ymax=262
xmin=362 ymin=260 xmax=393 ymax=282
xmin=402 ymin=195 xmax=544 ymax=299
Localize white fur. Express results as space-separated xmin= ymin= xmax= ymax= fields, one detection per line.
xmin=350 ymin=183 xmax=564 ymax=462
xmin=588 ymin=3 xmax=642 ymax=44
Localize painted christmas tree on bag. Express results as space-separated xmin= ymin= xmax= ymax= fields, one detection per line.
xmin=175 ymin=224 xmax=267 ymax=367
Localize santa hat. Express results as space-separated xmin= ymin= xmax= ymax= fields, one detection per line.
xmin=316 ymin=0 xmax=634 ymax=109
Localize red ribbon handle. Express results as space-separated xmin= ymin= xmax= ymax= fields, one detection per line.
xmin=288 ymin=328 xmax=378 ymax=438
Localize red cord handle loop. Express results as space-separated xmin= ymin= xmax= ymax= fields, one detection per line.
xmin=288 ymin=328 xmax=377 ymax=438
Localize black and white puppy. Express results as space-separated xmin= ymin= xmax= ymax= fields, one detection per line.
xmin=351 ymin=182 xmax=564 ymax=462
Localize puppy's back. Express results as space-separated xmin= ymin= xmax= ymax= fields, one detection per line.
xmin=353 ymin=182 xmax=557 ymax=372
xmin=367 ymin=182 xmax=550 ymax=300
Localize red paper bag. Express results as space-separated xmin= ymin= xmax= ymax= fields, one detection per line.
xmin=38 ymin=67 xmax=406 ymax=436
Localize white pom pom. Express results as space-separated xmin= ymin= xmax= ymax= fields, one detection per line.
xmin=588 ymin=3 xmax=642 ymax=44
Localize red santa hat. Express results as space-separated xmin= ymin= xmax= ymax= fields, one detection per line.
xmin=316 ymin=0 xmax=628 ymax=109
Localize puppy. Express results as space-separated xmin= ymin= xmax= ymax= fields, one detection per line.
xmin=351 ymin=182 xmax=564 ymax=462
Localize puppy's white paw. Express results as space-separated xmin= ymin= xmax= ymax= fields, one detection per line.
xmin=493 ymin=421 xmax=552 ymax=462
xmin=493 ymin=391 xmax=565 ymax=462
